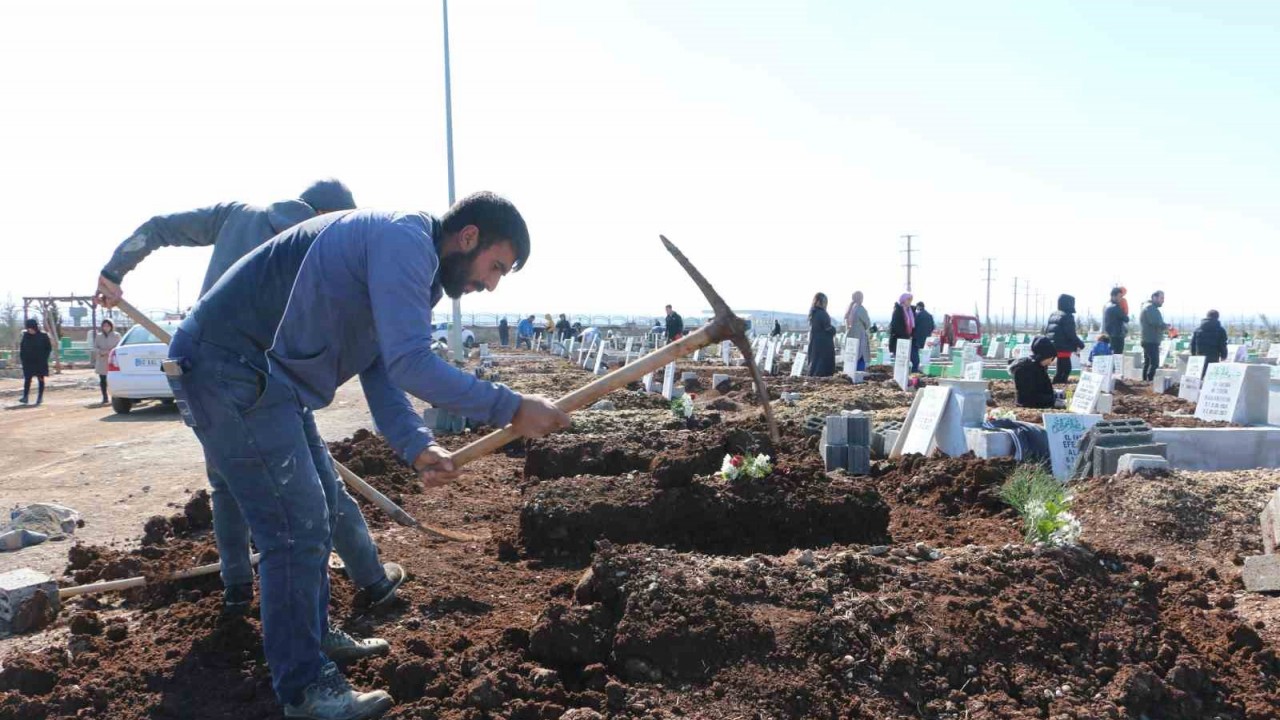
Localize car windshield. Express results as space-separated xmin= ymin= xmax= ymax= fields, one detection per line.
xmin=960 ymin=319 xmax=979 ymax=335
xmin=121 ymin=324 xmax=178 ymax=346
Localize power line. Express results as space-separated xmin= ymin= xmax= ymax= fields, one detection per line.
xmin=900 ymin=234 xmax=918 ymax=292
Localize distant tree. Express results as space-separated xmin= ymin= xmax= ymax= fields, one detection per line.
xmin=0 ymin=294 xmax=20 ymax=353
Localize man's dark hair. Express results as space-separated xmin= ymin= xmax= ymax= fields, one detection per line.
xmin=915 ymin=302 xmax=926 ymax=310
xmin=1208 ymin=309 xmax=1220 ymax=320
xmin=1152 ymin=290 xmax=1164 ymax=300
xmin=1110 ymin=287 xmax=1122 ymax=298
xmin=441 ymin=191 xmax=530 ymax=271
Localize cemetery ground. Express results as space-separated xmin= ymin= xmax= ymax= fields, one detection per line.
xmin=3 ymin=351 xmax=1280 ymax=719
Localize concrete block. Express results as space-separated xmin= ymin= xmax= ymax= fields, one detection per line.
xmin=1260 ymin=490 xmax=1280 ymax=555
xmin=1269 ymin=378 xmax=1280 ymax=426
xmin=844 ymin=414 xmax=871 ymax=447
xmin=0 ymin=568 xmax=60 ymax=634
xmin=1093 ymin=443 xmax=1167 ymax=476
xmin=847 ymin=445 xmax=870 ymax=475
xmin=1152 ymin=427 xmax=1280 ymax=471
xmin=1116 ymin=454 xmax=1170 ymax=474
xmin=681 ymin=371 xmax=698 ymax=382
xmin=822 ymin=415 xmax=849 ymax=446
xmin=821 ymin=444 xmax=848 ymax=472
xmin=423 ymin=407 xmax=465 ymax=434
xmin=965 ymin=428 xmax=1014 ymax=459
xmin=1243 ymin=554 xmax=1280 ymax=593
xmin=712 ymin=374 xmax=731 ymax=393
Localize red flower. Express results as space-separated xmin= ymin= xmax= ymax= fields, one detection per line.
xmin=730 ymin=455 xmax=744 ymax=467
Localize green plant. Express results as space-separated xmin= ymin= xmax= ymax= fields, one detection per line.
xmin=670 ymin=393 xmax=695 ymax=419
xmin=719 ymin=453 xmax=773 ymax=481
xmin=999 ymin=464 xmax=1081 ymax=546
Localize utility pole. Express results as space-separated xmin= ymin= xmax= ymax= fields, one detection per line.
xmin=443 ymin=0 xmax=463 ymax=363
xmin=981 ymin=258 xmax=995 ymax=330
xmin=1011 ymin=277 xmax=1018 ymax=333
xmin=1024 ymin=283 xmax=1032 ymax=329
xmin=900 ymin=234 xmax=917 ymax=292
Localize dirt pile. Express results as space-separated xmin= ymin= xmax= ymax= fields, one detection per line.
xmin=867 ymin=454 xmax=1023 ymax=545
xmin=329 ymin=429 xmax=422 ymax=514
xmin=523 ymin=434 xmax=665 ymax=480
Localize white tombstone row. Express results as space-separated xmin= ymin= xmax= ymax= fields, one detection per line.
xmin=791 ymin=352 xmax=807 ymax=377
xmin=1192 ymin=362 xmax=1272 ymax=425
xmin=842 ymin=338 xmax=861 ymax=382
xmin=764 ymin=340 xmax=778 ymax=375
xmin=963 ymin=361 xmax=984 ymax=381
xmin=898 ymin=385 xmax=965 ymax=457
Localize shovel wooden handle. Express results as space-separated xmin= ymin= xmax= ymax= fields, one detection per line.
xmin=60 ymin=553 xmax=262 ymax=600
xmin=449 ymin=324 xmax=722 ymax=468
xmin=114 ymin=298 xmax=173 ymax=344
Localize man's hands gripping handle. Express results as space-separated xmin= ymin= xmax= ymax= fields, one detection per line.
xmin=413 ymin=395 xmax=569 ymax=486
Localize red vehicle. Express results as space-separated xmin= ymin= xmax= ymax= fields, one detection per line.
xmin=940 ymin=314 xmax=982 ymax=347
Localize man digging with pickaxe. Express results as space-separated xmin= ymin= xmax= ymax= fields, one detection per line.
xmin=165 ymin=193 xmax=570 ymax=719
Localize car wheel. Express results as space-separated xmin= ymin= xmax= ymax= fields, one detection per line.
xmin=111 ymin=397 xmax=133 ymax=414
xmin=464 ymin=336 xmax=476 ymax=349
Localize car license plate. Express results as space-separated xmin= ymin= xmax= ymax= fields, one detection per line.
xmin=134 ymin=357 xmax=162 ymax=368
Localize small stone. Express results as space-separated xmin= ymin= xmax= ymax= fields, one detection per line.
xmin=867 ymin=545 xmax=890 ymax=556
xmin=605 ymin=680 xmax=628 ymax=709
xmin=590 ymin=400 xmax=616 ymax=411
xmin=531 ymin=667 xmax=560 ymax=687
xmin=465 ymin=673 xmax=505 ymax=710
xmin=104 ymin=624 xmax=128 ymax=642
xmin=560 ymin=710 xmax=604 ymax=720
xmin=797 ymin=550 xmax=815 ymax=567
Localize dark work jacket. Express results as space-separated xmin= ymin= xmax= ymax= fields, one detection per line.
xmin=19 ymin=331 xmax=52 ymax=376
xmin=1009 ymin=357 xmax=1055 ymax=409
xmin=1044 ymin=295 xmax=1084 ymax=353
xmin=889 ymin=304 xmax=912 ymax=343
xmin=806 ymin=307 xmax=836 ymax=377
xmin=555 ymin=319 xmax=572 ymax=340
xmin=1190 ymin=317 xmax=1229 ymax=362
xmin=665 ymin=311 xmax=684 ymax=340
xmin=912 ymin=310 xmax=935 ymax=346
xmin=1103 ymin=301 xmax=1128 ymax=345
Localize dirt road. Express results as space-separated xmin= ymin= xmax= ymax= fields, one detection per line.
xmin=0 ymin=370 xmax=385 ymax=577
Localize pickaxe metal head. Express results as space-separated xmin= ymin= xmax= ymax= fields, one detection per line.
xmin=660 ymin=235 xmax=779 ymax=442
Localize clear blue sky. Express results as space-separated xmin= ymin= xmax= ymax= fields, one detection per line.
xmin=1 ymin=0 xmax=1275 ymax=327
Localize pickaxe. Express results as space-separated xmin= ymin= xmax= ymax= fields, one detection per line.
xmin=109 ymin=299 xmax=477 ymax=543
xmin=447 ymin=235 xmax=778 ymax=468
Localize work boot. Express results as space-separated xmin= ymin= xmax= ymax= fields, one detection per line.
xmin=283 ymin=663 xmax=392 ymax=720
xmin=35 ymin=389 xmax=43 ymax=406
xmin=17 ymin=395 xmax=27 ymax=405
xmin=221 ymin=582 xmax=254 ymax=617
xmin=360 ymin=562 xmax=405 ymax=609
xmin=322 ymin=624 xmax=390 ymax=663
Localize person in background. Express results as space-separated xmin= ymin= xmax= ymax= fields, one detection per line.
xmin=18 ymin=318 xmax=52 ymax=406
xmin=555 ymin=314 xmax=572 ymax=340
xmin=1010 ymin=336 xmax=1059 ymax=409
xmin=889 ymin=293 xmax=915 ymax=370
xmin=1044 ymin=294 xmax=1085 ymax=384
xmin=543 ymin=313 xmax=555 ymax=341
xmin=771 ymin=320 xmax=782 ymax=338
xmin=1190 ymin=309 xmax=1229 ymax=373
xmin=571 ymin=321 xmax=584 ymax=339
xmin=843 ymin=291 xmax=871 ymax=372
xmin=665 ymin=305 xmax=684 ymax=343
xmin=806 ymin=292 xmax=836 ymax=377
xmin=1117 ymin=286 xmax=1130 ymax=322
xmin=497 ymin=317 xmax=509 ymax=347
xmin=517 ymin=315 xmax=535 ymax=349
xmin=1140 ymin=290 xmax=1169 ymax=382
xmin=93 ymin=319 xmax=121 ymax=405
xmin=911 ymin=301 xmax=935 ymax=373
xmin=1103 ymin=287 xmax=1129 ymax=352
xmin=1088 ymin=333 xmax=1113 ymax=368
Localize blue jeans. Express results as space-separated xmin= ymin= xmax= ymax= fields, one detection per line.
xmin=207 ymin=411 xmax=384 ymax=590
xmin=168 ymin=331 xmax=345 ymax=704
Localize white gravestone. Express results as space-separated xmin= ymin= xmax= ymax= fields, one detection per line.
xmin=901 ymin=386 xmax=963 ymax=456
xmin=894 ymin=339 xmax=912 ymax=390
xmin=566 ymin=337 xmax=576 ymax=357
xmin=764 ymin=340 xmax=778 ymax=375
xmin=1111 ymin=354 xmax=1124 ymax=376
xmin=1159 ymin=339 xmax=1172 ymax=367
xmin=920 ymin=347 xmax=932 ymax=368
xmin=592 ymin=342 xmax=606 ymax=375
xmin=783 ymin=349 xmax=793 ymax=363
xmin=1070 ymin=372 xmax=1104 ymax=414
xmin=964 ymin=361 xmax=984 ymax=381
xmin=842 ymin=338 xmax=861 ymax=382
xmin=623 ymin=337 xmax=634 ymax=364
xmin=1192 ymin=363 xmax=1271 ymax=425
xmin=642 ymin=371 xmax=655 ymax=393
xmin=791 ymin=352 xmax=807 ymax=377
xmin=961 ymin=344 xmax=978 ymax=368
xmin=1044 ymin=413 xmax=1103 ymax=481
xmin=1227 ymin=344 xmax=1243 ymax=363
xmin=1267 ymin=344 xmax=1280 ymax=360
xmin=721 ymin=340 xmax=732 ymax=366
xmin=990 ymin=339 xmax=1006 ymax=360
xmin=661 ymin=362 xmax=677 ymax=401
xmin=693 ymin=347 xmax=703 ymax=363
xmin=1180 ymin=356 xmax=1206 ymax=403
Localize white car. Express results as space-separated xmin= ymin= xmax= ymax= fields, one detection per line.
xmin=431 ymin=322 xmax=476 ymax=348
xmin=106 ymin=322 xmax=179 ymax=414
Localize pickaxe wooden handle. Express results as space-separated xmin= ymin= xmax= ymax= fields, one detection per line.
xmin=109 ymin=299 xmax=475 ymax=541
xmin=60 ymin=553 xmax=262 ymax=600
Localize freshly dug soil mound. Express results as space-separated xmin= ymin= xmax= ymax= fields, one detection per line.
xmin=868 ymin=454 xmax=1023 ymax=545
xmin=523 ymin=434 xmax=664 ymax=480
xmin=519 ymin=472 xmax=889 ymax=560
xmin=329 ymin=429 xmax=422 ymax=516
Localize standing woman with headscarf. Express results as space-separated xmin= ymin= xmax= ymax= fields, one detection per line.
xmin=843 ymin=291 xmax=871 ymax=371
xmin=806 ymin=292 xmax=836 ymax=377
xmin=93 ymin=319 xmax=121 ymax=405
xmin=889 ymin=292 xmax=915 ymax=369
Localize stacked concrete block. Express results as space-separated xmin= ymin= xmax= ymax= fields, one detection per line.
xmin=1 ymin=568 xmax=59 ymax=634
xmin=821 ymin=414 xmax=871 ymax=475
xmin=1116 ymin=453 xmax=1171 ymax=474
xmin=871 ymin=421 xmax=903 ymax=459
xmin=1070 ymin=419 xmax=1168 ymax=479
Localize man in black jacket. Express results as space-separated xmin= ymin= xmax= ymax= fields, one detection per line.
xmin=1010 ymin=337 xmax=1059 ymax=409
xmin=18 ymin=318 xmax=53 ymax=406
xmin=664 ymin=305 xmax=684 ymax=343
xmin=911 ymin=301 xmax=936 ymax=373
xmin=1190 ymin=310 xmax=1229 ymax=373
xmin=555 ymin=314 xmax=572 ymax=341
xmin=1103 ymin=287 xmax=1129 ymax=351
xmin=1043 ymin=294 xmax=1085 ymax=384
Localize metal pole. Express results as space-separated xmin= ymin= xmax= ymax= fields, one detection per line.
xmin=443 ymin=0 xmax=463 ymax=363
xmin=1012 ymin=277 xmax=1018 ymax=333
